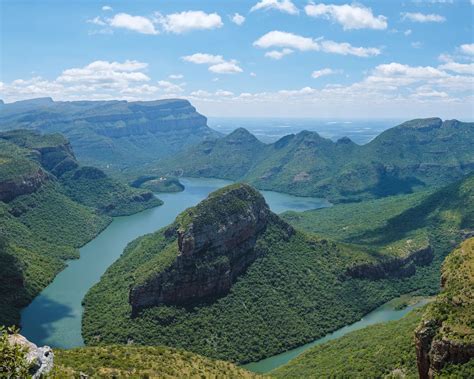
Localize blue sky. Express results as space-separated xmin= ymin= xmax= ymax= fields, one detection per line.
xmin=1 ymin=0 xmax=473 ymax=119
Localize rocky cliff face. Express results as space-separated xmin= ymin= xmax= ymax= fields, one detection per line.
xmin=345 ymin=244 xmax=433 ymax=279
xmin=129 ymin=184 xmax=294 ymax=313
xmin=0 ymin=168 xmax=48 ymax=202
xmin=415 ymin=237 xmax=474 ymax=378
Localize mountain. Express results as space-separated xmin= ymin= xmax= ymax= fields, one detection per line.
xmin=415 ymin=237 xmax=474 ymax=378
xmin=273 ymin=238 xmax=474 ymax=378
xmin=81 ymin=179 xmax=472 ymax=364
xmin=283 ymin=174 xmax=473 ymax=291
xmin=0 ymin=98 xmax=220 ymax=172
xmin=158 ymin=118 xmax=474 ymax=202
xmin=0 ymin=129 xmax=161 ymax=325
xmin=154 ymin=128 xmax=266 ymax=180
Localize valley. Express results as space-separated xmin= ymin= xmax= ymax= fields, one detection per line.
xmin=1 ymin=101 xmax=472 ymax=378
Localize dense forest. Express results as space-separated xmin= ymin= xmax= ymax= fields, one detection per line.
xmin=82 ymin=176 xmax=473 ymax=363
xmin=0 ymin=130 xmax=161 ymax=325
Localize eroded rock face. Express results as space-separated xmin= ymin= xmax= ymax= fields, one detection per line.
xmin=415 ymin=238 xmax=474 ymax=378
xmin=8 ymin=334 xmax=54 ymax=378
xmin=130 ymin=184 xmax=294 ymax=313
xmin=0 ymin=168 xmax=48 ymax=202
xmin=345 ymin=245 xmax=433 ymax=280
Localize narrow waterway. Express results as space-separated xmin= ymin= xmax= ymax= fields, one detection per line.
xmin=243 ymin=297 xmax=431 ymax=373
xmin=20 ymin=177 xmax=330 ymax=348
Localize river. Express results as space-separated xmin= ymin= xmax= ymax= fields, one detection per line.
xmin=243 ymin=297 xmax=430 ymax=373
xmin=20 ymin=177 xmax=330 ymax=349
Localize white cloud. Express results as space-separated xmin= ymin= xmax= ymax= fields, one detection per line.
xmin=404 ymin=29 xmax=412 ymax=36
xmin=253 ymin=31 xmax=319 ymax=51
xmin=265 ymin=48 xmax=294 ymax=59
xmin=215 ymin=89 xmax=234 ymax=97
xmin=157 ymin=80 xmax=185 ymax=93
xmin=102 ymin=5 xmax=112 ymax=11
xmin=459 ymin=43 xmax=474 ymax=56
xmin=209 ymin=61 xmax=243 ymax=74
xmin=254 ymin=31 xmax=380 ymax=58
xmin=109 ymin=13 xmax=159 ymax=35
xmin=411 ymin=41 xmax=422 ymax=49
xmin=250 ymin=72 xmax=257 ymax=77
xmin=231 ymin=13 xmax=245 ymax=25
xmin=439 ymin=61 xmax=474 ymax=75
xmin=182 ymin=53 xmax=225 ymax=65
xmin=320 ymin=40 xmax=380 ymax=57
xmin=169 ymin=74 xmax=184 ymax=80
xmin=87 ymin=16 xmax=107 ymax=26
xmin=155 ymin=11 xmax=223 ymax=34
xmin=190 ymin=90 xmax=211 ymax=97
xmin=311 ymin=68 xmax=337 ymax=79
xmin=250 ymin=0 xmax=299 ymax=15
xmin=305 ymin=3 xmax=387 ymax=30
xmin=57 ymin=60 xmax=150 ymax=84
xmin=183 ymin=53 xmax=242 ymax=74
xmin=401 ymin=12 xmax=445 ymax=23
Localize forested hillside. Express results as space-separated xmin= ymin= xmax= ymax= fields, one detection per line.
xmin=158 ymin=118 xmax=474 ymax=202
xmin=82 ymin=178 xmax=473 ymax=363
xmin=0 ymin=130 xmax=161 ymax=325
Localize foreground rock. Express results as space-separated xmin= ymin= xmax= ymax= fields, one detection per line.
xmin=8 ymin=334 xmax=54 ymax=378
xmin=130 ymin=183 xmax=294 ymax=313
xmin=415 ymin=237 xmax=474 ymax=378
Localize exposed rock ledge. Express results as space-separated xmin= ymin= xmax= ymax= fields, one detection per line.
xmin=8 ymin=334 xmax=54 ymax=378
xmin=415 ymin=237 xmax=474 ymax=378
xmin=345 ymin=244 xmax=433 ymax=279
xmin=129 ymin=184 xmax=294 ymax=314
xmin=0 ymin=168 xmax=48 ymax=202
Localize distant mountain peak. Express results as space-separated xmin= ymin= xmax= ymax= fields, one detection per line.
xmin=226 ymin=127 xmax=263 ymax=143
xmin=396 ymin=117 xmax=443 ymax=130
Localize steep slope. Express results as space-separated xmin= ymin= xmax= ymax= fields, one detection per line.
xmin=82 ymin=183 xmax=460 ymax=363
xmin=272 ymin=307 xmax=424 ymax=378
xmin=157 ymin=118 xmax=474 ymax=202
xmin=158 ymin=128 xmax=266 ymax=180
xmin=0 ymin=130 xmax=161 ymax=326
xmin=0 ymin=98 xmax=219 ymax=172
xmin=273 ymin=239 xmax=474 ymax=378
xmin=284 ymin=174 xmax=473 ymax=288
xmin=415 ymin=237 xmax=474 ymax=378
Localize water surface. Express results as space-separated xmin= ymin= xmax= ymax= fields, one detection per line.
xmin=21 ymin=177 xmax=330 ymax=348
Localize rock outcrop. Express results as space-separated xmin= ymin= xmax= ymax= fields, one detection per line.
xmin=129 ymin=184 xmax=294 ymax=313
xmin=415 ymin=238 xmax=474 ymax=378
xmin=345 ymin=243 xmax=433 ymax=279
xmin=0 ymin=168 xmax=48 ymax=202
xmin=8 ymin=334 xmax=54 ymax=378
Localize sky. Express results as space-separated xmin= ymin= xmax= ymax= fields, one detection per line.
xmin=1 ymin=0 xmax=473 ymax=119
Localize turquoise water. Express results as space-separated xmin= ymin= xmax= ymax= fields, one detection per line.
xmin=20 ymin=177 xmax=330 ymax=348
xmin=243 ymin=297 xmax=431 ymax=373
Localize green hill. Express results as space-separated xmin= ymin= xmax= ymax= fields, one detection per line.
xmin=273 ymin=238 xmax=474 ymax=378
xmin=82 ymin=179 xmax=472 ymax=364
xmin=158 ymin=118 xmax=474 ymax=202
xmin=52 ymin=345 xmax=260 ymax=378
xmin=0 ymin=130 xmax=161 ymax=326
xmin=0 ymin=98 xmax=220 ymax=173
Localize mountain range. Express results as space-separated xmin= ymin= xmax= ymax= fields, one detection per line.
xmin=156 ymin=118 xmax=474 ymax=202
xmin=0 ymin=98 xmax=219 ymax=173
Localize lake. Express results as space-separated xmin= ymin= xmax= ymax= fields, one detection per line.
xmin=20 ymin=177 xmax=330 ymax=348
